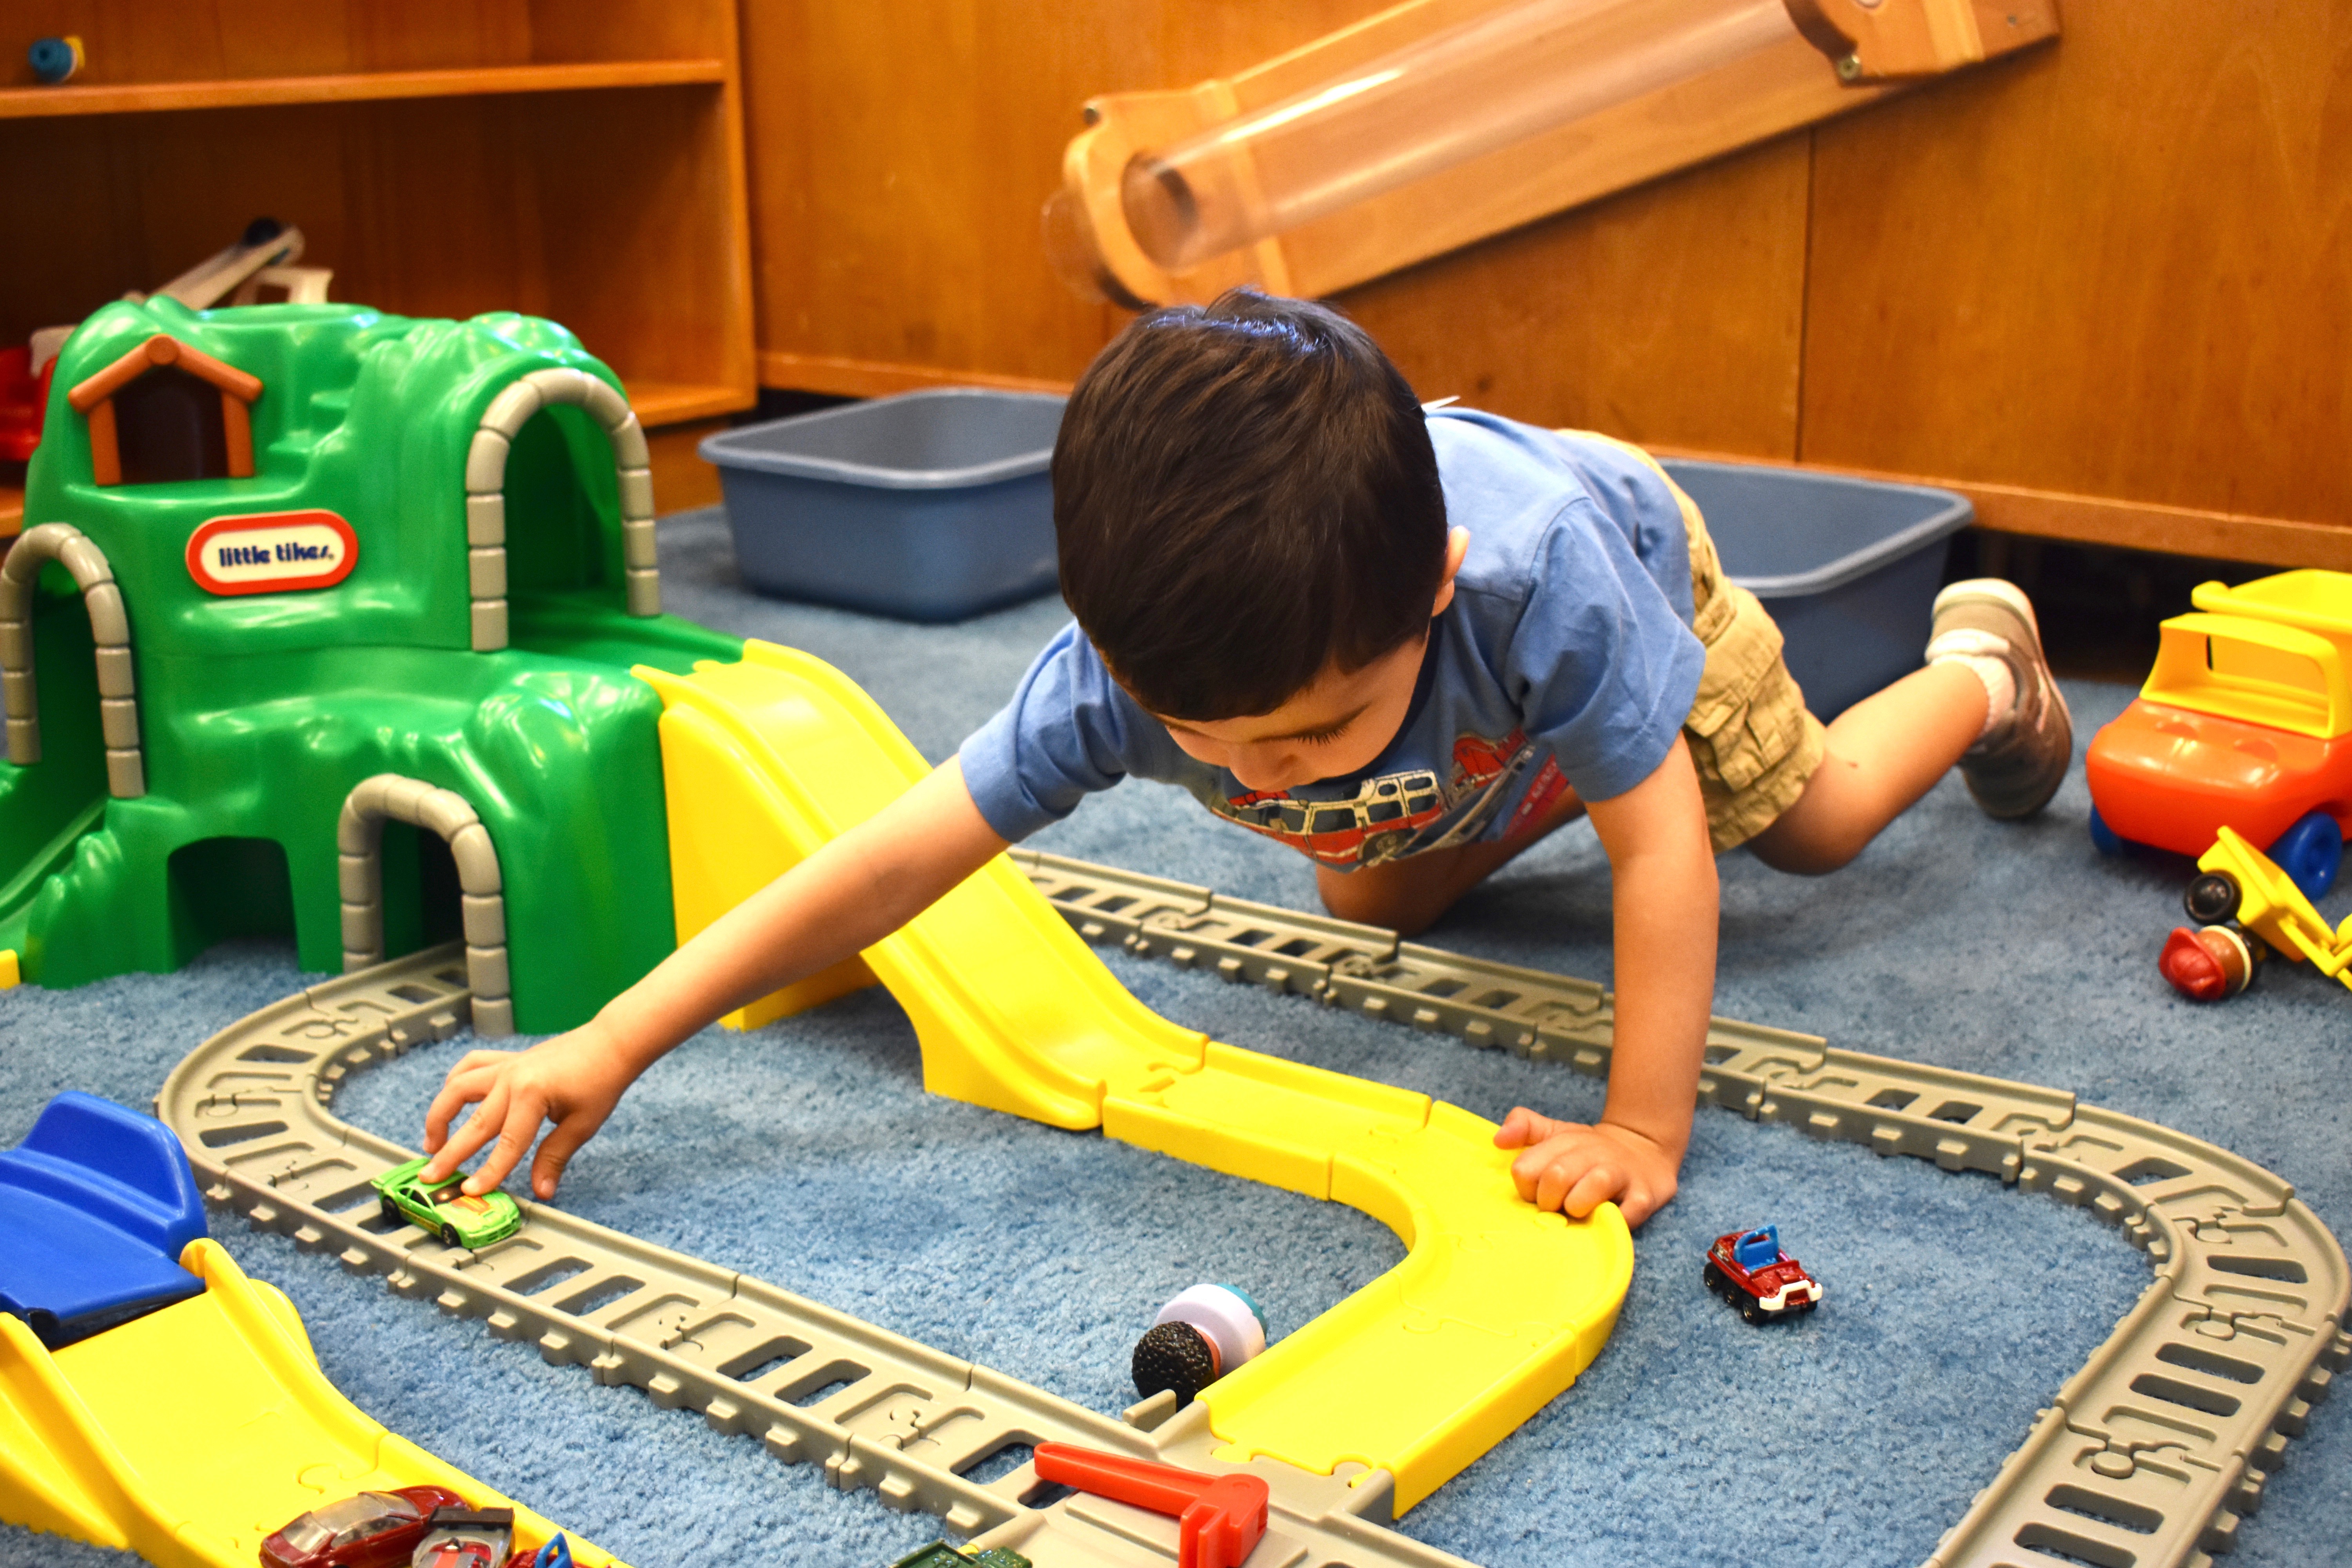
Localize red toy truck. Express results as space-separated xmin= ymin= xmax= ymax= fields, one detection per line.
xmin=1704 ymin=1226 xmax=1823 ymax=1324
xmin=2086 ymin=571 xmax=2352 ymax=900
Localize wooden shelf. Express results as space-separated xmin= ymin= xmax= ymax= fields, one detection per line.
xmin=1 ymin=0 xmax=758 ymax=508
xmin=0 ymin=60 xmax=724 ymax=120
xmin=624 ymin=381 xmax=757 ymax=428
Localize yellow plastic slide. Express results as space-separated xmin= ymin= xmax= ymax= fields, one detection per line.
xmin=0 ymin=1240 xmax=616 ymax=1568
xmin=639 ymin=642 xmax=1632 ymax=1514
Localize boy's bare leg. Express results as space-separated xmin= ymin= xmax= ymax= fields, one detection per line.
xmin=1317 ymin=789 xmax=1587 ymax=936
xmin=1745 ymin=661 xmax=1987 ymax=875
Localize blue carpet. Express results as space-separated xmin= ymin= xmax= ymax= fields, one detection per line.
xmin=2 ymin=505 xmax=2345 ymax=1568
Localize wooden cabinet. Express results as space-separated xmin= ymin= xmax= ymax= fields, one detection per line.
xmin=0 ymin=0 xmax=757 ymax=531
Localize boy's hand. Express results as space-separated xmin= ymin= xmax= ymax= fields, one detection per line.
xmin=409 ymin=756 xmax=1013 ymax=1209
xmin=421 ymin=1023 xmax=637 ymax=1201
xmin=1493 ymin=1106 xmax=1679 ymax=1229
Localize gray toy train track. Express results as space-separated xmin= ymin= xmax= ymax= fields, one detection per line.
xmin=1011 ymin=850 xmax=2350 ymax=1568
xmin=152 ymin=852 xmax=2347 ymax=1568
xmin=153 ymin=944 xmax=1463 ymax=1568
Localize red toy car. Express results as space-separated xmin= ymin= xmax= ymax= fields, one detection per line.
xmin=1704 ymin=1226 xmax=1822 ymax=1323
xmin=260 ymin=1486 xmax=468 ymax=1568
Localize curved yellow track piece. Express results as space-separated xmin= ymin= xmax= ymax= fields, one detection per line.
xmin=639 ymin=642 xmax=1632 ymax=1514
xmin=0 ymin=1240 xmax=617 ymax=1568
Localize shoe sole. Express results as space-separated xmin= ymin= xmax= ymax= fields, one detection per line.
xmin=1932 ymin=578 xmax=2075 ymax=819
xmin=1932 ymin=578 xmax=2043 ymax=646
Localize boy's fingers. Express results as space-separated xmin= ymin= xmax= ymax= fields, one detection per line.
xmin=1532 ymin=1152 xmax=1587 ymax=1211
xmin=1509 ymin=1143 xmax=1560 ymax=1204
xmin=1559 ymin=1164 xmax=1622 ymax=1219
xmin=422 ymin=1085 xmax=481 ymax=1166
xmin=441 ymin=1048 xmax=509 ymax=1079
xmin=1494 ymin=1107 xmax=1574 ymax=1149
xmin=427 ymin=1084 xmax=511 ymax=1180
xmin=422 ymin=1060 xmax=509 ymax=1157
xmin=462 ymin=1094 xmax=547 ymax=1195
xmin=1508 ymin=1134 xmax=1582 ymax=1201
xmin=530 ymin=1109 xmax=609 ymax=1201
xmin=422 ymin=1051 xmax=524 ymax=1161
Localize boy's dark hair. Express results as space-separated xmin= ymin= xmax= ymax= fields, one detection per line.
xmin=1053 ymin=289 xmax=1447 ymax=721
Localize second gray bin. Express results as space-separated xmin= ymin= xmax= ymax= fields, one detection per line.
xmin=702 ymin=388 xmax=1066 ymax=622
xmin=1661 ymin=460 xmax=1973 ymax=720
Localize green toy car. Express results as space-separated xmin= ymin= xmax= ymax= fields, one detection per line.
xmin=887 ymin=1544 xmax=1029 ymax=1568
xmin=370 ymin=1156 xmax=522 ymax=1250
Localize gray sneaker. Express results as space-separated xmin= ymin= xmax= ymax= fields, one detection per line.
xmin=1927 ymin=578 xmax=2073 ymax=819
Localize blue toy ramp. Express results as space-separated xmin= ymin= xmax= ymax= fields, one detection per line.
xmin=0 ymin=1091 xmax=209 ymax=1347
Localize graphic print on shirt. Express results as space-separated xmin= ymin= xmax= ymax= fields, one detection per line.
xmin=1209 ymin=728 xmax=1543 ymax=867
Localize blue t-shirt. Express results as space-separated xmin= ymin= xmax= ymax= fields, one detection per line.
xmin=958 ymin=411 xmax=1706 ymax=870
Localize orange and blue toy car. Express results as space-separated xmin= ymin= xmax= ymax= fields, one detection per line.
xmin=2085 ymin=570 xmax=2352 ymax=899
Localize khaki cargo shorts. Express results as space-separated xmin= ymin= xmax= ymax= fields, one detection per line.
xmin=1574 ymin=433 xmax=1826 ymax=853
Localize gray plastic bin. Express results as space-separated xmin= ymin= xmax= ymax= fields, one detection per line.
xmin=1661 ymin=459 xmax=1973 ymax=720
xmin=701 ymin=388 xmax=1065 ymax=622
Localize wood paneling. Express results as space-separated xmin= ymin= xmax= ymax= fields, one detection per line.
xmin=1652 ymin=446 xmax=2352 ymax=570
xmin=1800 ymin=0 xmax=2352 ymax=529
xmin=755 ymin=352 xmax=1072 ymax=399
xmin=739 ymin=0 xmax=1817 ymax=455
xmin=646 ymin=417 xmax=728 ymax=513
xmin=741 ymin=0 xmax=2345 ymax=558
xmin=1340 ymin=134 xmax=1812 ymax=458
xmin=737 ymin=2 xmax=1377 ymax=388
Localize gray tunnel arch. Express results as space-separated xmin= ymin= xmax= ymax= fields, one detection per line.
xmin=0 ymin=522 xmax=146 ymax=799
xmin=462 ymin=368 xmax=660 ymax=653
xmin=338 ymin=774 xmax=514 ymax=1038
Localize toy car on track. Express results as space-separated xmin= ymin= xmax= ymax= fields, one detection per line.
xmin=371 ymin=1156 xmax=522 ymax=1249
xmin=1704 ymin=1226 xmax=1822 ymax=1323
xmin=2086 ymin=570 xmax=2352 ymax=899
xmin=260 ymin=1485 xmax=468 ymax=1568
xmin=889 ymin=1544 xmax=1033 ymax=1568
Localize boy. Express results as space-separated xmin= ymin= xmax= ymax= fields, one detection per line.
xmin=419 ymin=291 xmax=2068 ymax=1229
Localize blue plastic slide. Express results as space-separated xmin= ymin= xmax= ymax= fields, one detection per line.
xmin=0 ymin=1091 xmax=209 ymax=1347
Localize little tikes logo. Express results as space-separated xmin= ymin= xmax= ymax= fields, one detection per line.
xmin=185 ymin=510 xmax=358 ymax=596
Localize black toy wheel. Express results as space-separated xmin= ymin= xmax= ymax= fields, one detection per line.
xmin=1702 ymin=1262 xmax=1726 ymax=1296
xmin=1738 ymin=1296 xmax=1765 ymax=1325
xmin=380 ymin=1195 xmax=404 ymax=1224
xmin=1133 ymin=1321 xmax=1220 ymax=1406
xmin=2183 ymin=871 xmax=2241 ymax=927
xmin=439 ymin=1222 xmax=461 ymax=1248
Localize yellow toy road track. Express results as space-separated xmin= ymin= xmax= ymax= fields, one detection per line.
xmin=0 ymin=1240 xmax=615 ymax=1568
xmin=638 ymin=641 xmax=1633 ymax=1512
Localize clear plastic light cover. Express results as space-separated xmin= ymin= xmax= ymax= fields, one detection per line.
xmin=1121 ymin=0 xmax=1800 ymax=271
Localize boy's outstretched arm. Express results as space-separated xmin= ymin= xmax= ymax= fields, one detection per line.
xmin=1494 ymin=734 xmax=1716 ymax=1228
xmin=419 ymin=758 xmax=1010 ymax=1200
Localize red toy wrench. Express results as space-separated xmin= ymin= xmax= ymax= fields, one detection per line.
xmin=1032 ymin=1443 xmax=1270 ymax=1568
